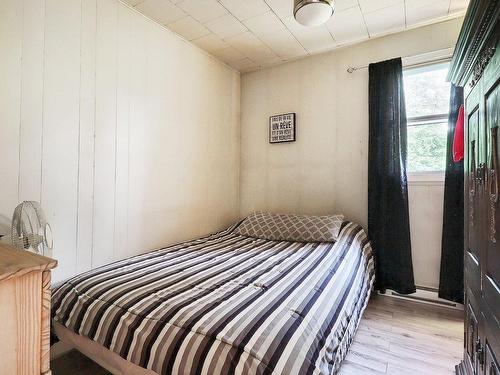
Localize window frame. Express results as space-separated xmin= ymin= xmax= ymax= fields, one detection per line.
xmin=404 ymin=60 xmax=451 ymax=181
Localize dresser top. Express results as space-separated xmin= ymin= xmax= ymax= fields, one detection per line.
xmin=0 ymin=243 xmax=57 ymax=283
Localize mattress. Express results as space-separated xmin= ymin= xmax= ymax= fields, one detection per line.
xmin=52 ymin=221 xmax=374 ymax=375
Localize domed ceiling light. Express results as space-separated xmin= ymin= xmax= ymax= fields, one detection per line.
xmin=294 ymin=0 xmax=334 ymax=27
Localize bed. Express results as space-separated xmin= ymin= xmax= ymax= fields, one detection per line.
xmin=52 ymin=214 xmax=374 ymax=375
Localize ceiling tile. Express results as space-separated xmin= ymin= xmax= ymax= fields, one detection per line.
xmin=406 ymin=0 xmax=451 ymax=27
xmin=225 ymin=32 xmax=279 ymax=64
xmin=241 ymin=67 xmax=259 ymax=73
xmin=212 ymin=46 xmax=246 ymax=64
xmin=218 ymin=0 xmax=270 ymax=21
xmin=335 ymin=0 xmax=358 ymax=11
xmin=284 ymin=17 xmax=336 ymax=53
xmin=176 ymin=0 xmax=228 ymax=23
xmin=135 ymin=0 xmax=186 ymax=25
xmin=358 ymin=0 xmax=403 ymax=13
xmin=251 ymin=53 xmax=282 ymax=66
xmin=259 ymin=29 xmax=307 ymax=59
xmin=326 ymin=6 xmax=368 ymax=44
xmin=265 ymin=0 xmax=293 ymax=18
xmin=167 ymin=16 xmax=210 ymax=40
xmin=191 ymin=33 xmax=229 ymax=51
xmin=243 ymin=11 xmax=285 ymax=37
xmin=125 ymin=0 xmax=469 ymax=72
xmin=449 ymin=0 xmax=470 ymax=13
xmin=225 ymin=31 xmax=268 ymax=52
xmin=405 ymin=0 xmax=440 ymax=9
xmin=230 ymin=58 xmax=260 ymax=71
xmin=298 ymin=29 xmax=337 ymax=53
xmin=205 ymin=13 xmax=247 ymax=38
xmin=363 ymin=3 xmax=405 ymax=36
xmin=122 ymin=0 xmax=144 ymax=6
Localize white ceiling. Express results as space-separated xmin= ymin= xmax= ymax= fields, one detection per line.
xmin=122 ymin=0 xmax=470 ymax=72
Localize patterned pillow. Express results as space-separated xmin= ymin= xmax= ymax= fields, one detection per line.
xmin=236 ymin=212 xmax=344 ymax=242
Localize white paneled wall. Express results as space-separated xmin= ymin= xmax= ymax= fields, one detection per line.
xmin=0 ymin=0 xmax=240 ymax=283
xmin=42 ymin=0 xmax=82 ymax=282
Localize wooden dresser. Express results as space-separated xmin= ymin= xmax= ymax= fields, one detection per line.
xmin=449 ymin=1 xmax=499 ymax=374
xmin=0 ymin=243 xmax=57 ymax=375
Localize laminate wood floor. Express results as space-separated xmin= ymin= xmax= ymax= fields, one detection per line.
xmin=51 ymin=294 xmax=463 ymax=375
xmin=338 ymin=295 xmax=463 ymax=374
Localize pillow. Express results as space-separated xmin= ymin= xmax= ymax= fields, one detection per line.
xmin=236 ymin=212 xmax=344 ymax=243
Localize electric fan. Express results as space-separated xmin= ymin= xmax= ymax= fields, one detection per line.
xmin=11 ymin=201 xmax=53 ymax=256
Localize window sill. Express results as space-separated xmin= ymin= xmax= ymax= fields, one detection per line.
xmin=408 ymin=172 xmax=445 ymax=185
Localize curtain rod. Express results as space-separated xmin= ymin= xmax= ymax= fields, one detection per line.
xmin=346 ymin=48 xmax=454 ymax=73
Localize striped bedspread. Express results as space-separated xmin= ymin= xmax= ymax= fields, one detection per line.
xmin=52 ymin=221 xmax=374 ymax=375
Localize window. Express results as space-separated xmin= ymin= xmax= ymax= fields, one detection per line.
xmin=403 ymin=62 xmax=451 ymax=173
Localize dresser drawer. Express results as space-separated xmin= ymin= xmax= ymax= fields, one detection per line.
xmin=0 ymin=244 xmax=57 ymax=375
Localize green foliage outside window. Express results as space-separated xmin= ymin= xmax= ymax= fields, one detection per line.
xmin=407 ymin=122 xmax=448 ymax=172
xmin=404 ymin=62 xmax=450 ymax=173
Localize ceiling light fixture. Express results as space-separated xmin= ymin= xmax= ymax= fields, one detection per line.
xmin=293 ymin=0 xmax=334 ymax=27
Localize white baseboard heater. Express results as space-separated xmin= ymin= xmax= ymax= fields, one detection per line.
xmin=379 ymin=286 xmax=464 ymax=310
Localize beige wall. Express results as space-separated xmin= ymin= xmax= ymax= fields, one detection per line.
xmin=0 ymin=0 xmax=240 ymax=283
xmin=408 ymin=180 xmax=445 ymax=289
xmin=240 ymin=19 xmax=464 ymax=289
xmin=240 ymin=18 xmax=463 ymax=227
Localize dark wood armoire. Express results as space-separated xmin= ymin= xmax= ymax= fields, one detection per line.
xmin=448 ymin=1 xmax=499 ymax=374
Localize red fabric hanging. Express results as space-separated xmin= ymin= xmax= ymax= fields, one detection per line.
xmin=453 ymin=105 xmax=465 ymax=162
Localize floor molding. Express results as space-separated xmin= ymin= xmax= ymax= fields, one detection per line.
xmin=379 ymin=287 xmax=464 ymax=310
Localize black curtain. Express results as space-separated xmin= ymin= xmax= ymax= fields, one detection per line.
xmin=368 ymin=58 xmax=416 ymax=295
xmin=439 ymin=84 xmax=464 ymax=303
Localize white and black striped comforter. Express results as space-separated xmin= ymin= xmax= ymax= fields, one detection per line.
xmin=52 ymin=222 xmax=374 ymax=375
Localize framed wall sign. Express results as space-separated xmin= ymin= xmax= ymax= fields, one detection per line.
xmin=269 ymin=113 xmax=296 ymax=143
